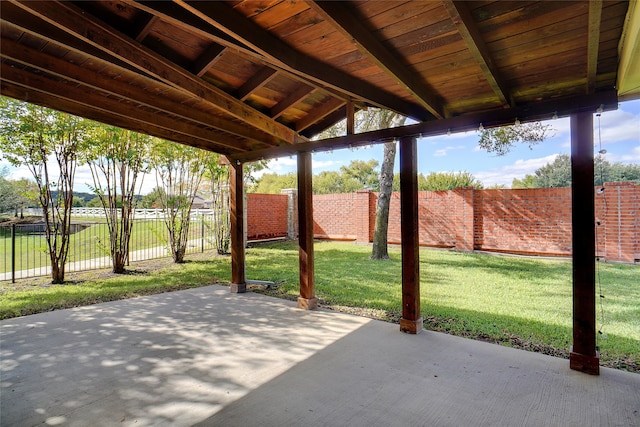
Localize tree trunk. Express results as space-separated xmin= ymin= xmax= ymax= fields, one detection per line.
xmin=371 ymin=113 xmax=406 ymax=260
xmin=371 ymin=141 xmax=396 ymax=260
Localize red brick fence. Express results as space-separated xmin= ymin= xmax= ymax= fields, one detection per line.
xmin=246 ymin=182 xmax=639 ymax=263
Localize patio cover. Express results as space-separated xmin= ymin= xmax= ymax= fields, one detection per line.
xmin=1 ymin=1 xmax=639 ymax=375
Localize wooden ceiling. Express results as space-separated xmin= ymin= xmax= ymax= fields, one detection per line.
xmin=0 ymin=1 xmax=635 ymax=162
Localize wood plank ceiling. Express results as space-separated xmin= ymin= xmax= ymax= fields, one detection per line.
xmin=0 ymin=1 xmax=633 ymax=162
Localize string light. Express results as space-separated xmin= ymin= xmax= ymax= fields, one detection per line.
xmin=595 ymin=109 xmax=607 ymax=340
xmin=552 ymin=112 xmax=558 ymax=120
xmin=514 ymin=118 xmax=520 ymax=126
xmin=478 ymin=123 xmax=484 ymax=131
xmin=446 ymin=128 xmax=451 ymax=136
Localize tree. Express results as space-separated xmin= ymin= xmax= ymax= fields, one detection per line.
xmin=139 ymin=187 xmax=165 ymax=208
xmin=86 ymin=196 xmax=103 ymax=208
xmin=478 ymin=122 xmax=553 ymax=156
xmin=203 ymin=155 xmax=230 ymax=254
xmin=512 ymin=174 xmax=536 ymax=189
xmin=340 ymin=159 xmax=379 ymax=190
xmin=150 ymin=140 xmax=210 ymax=263
xmin=0 ymin=172 xmax=16 ymax=214
xmin=250 ymin=172 xmax=297 ymax=194
xmin=0 ymin=97 xmax=89 ymax=283
xmin=530 ymin=154 xmax=640 ymax=188
xmin=84 ymin=126 xmax=150 ymax=273
xmin=419 ymin=171 xmax=483 ymax=191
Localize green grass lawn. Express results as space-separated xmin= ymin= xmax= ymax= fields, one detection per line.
xmin=1 ymin=240 xmax=638 ymax=372
xmin=0 ymin=217 xmax=214 ymax=273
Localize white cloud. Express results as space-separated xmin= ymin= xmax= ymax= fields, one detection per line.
xmin=475 ymin=154 xmax=560 ymax=187
xmin=312 ymin=159 xmax=340 ymax=170
xmin=608 ymin=145 xmax=640 ymax=164
xmin=433 ymin=145 xmax=465 ymax=157
xmin=598 ymin=108 xmax=640 ymax=145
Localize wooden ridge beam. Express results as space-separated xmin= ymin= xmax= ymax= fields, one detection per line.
xmin=175 ymin=0 xmax=432 ymax=121
xmin=230 ymin=90 xmax=618 ymax=162
xmin=443 ymin=1 xmax=512 ymax=107
xmin=310 ymin=1 xmax=444 ymax=119
xmin=0 ymin=62 xmax=247 ymax=154
xmin=587 ymin=0 xmax=603 ymax=93
xmin=0 ymin=36 xmax=278 ymax=149
xmin=11 ymin=0 xmax=302 ymax=145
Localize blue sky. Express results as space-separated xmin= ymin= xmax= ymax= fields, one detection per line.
xmin=264 ymin=98 xmax=640 ymax=188
xmin=1 ymin=99 xmax=639 ymax=193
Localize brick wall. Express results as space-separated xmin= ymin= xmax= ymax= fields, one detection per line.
xmin=245 ymin=182 xmax=639 ymax=262
xmin=246 ymin=193 xmax=288 ymax=240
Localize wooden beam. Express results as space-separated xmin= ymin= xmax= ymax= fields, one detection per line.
xmin=11 ymin=0 xmax=302 ymax=145
xmin=128 ymin=0 xmax=366 ymax=112
xmin=0 ymin=37 xmax=278 ymax=149
xmin=236 ymin=67 xmax=278 ymax=101
xmin=297 ymin=151 xmax=317 ymax=310
xmin=301 ymin=106 xmax=350 ymax=139
xmin=399 ymin=136 xmax=422 ymax=334
xmin=295 ymin=98 xmax=345 ymax=132
xmin=443 ymin=1 xmax=512 ymax=107
xmin=270 ymin=84 xmax=315 ymax=120
xmin=569 ymin=112 xmax=599 ymax=375
xmin=0 ymin=81 xmax=232 ymax=154
xmin=175 ymin=0 xmax=432 ymax=121
xmin=310 ymin=1 xmax=444 ymax=119
xmin=192 ymin=44 xmax=226 ymax=77
xmin=0 ymin=62 xmax=248 ymax=154
xmin=587 ymin=0 xmax=603 ymax=93
xmin=346 ymin=100 xmax=355 ymax=136
xmin=134 ymin=15 xmax=159 ymax=42
xmin=230 ymin=90 xmax=619 ymax=162
xmin=230 ymin=160 xmax=246 ymax=293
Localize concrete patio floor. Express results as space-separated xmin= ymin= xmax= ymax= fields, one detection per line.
xmin=1 ymin=285 xmax=638 ymax=427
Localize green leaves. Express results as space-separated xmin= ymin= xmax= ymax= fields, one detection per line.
xmin=478 ymin=121 xmax=553 ymax=156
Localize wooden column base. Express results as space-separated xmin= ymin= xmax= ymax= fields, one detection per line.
xmin=230 ymin=283 xmax=246 ymax=293
xmin=570 ymin=348 xmax=600 ymax=375
xmin=297 ymin=297 xmax=318 ymax=310
xmin=400 ymin=317 xmax=423 ymax=334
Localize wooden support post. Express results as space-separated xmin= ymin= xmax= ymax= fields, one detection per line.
xmin=399 ymin=136 xmax=422 ymax=334
xmin=230 ymin=160 xmax=246 ymax=293
xmin=570 ymin=112 xmax=599 ymax=375
xmin=297 ymin=151 xmax=317 ymax=310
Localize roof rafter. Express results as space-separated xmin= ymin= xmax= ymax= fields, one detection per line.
xmin=270 ymin=84 xmax=316 ymax=120
xmin=134 ymin=15 xmax=159 ymax=42
xmin=2 ymin=81 xmax=229 ymax=153
xmin=443 ymin=0 xmax=512 ymax=108
xmin=309 ymin=1 xmax=444 ymax=119
xmin=587 ymin=0 xmax=603 ymax=93
xmin=175 ymin=0 xmax=433 ymax=121
xmin=192 ymin=44 xmax=226 ymax=77
xmin=0 ymin=67 xmax=245 ymax=155
xmin=295 ymin=98 xmax=345 ymax=132
xmin=0 ymin=36 xmax=277 ymax=150
xmin=236 ymin=67 xmax=278 ymax=101
xmin=10 ymin=0 xmax=302 ymax=145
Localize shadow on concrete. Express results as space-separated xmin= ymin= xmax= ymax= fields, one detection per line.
xmin=1 ymin=286 xmax=638 ymax=426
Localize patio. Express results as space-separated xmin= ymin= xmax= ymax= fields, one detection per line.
xmin=1 ymin=285 xmax=638 ymax=427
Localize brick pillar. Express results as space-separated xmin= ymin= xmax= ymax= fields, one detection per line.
xmin=454 ymin=187 xmax=475 ymax=251
xmin=355 ymin=190 xmax=372 ymax=243
xmin=281 ymin=188 xmax=298 ymax=240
